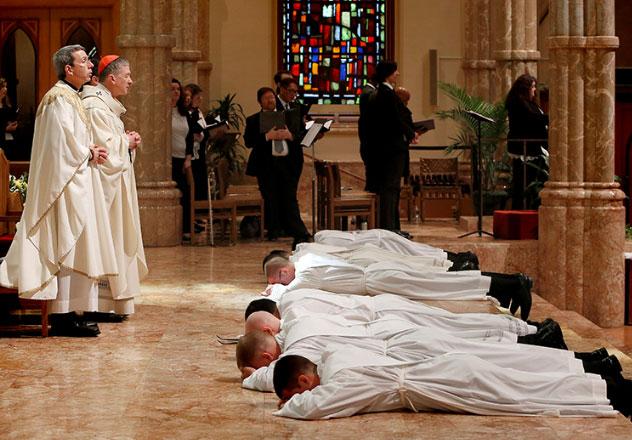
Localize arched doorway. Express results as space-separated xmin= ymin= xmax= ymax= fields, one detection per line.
xmin=0 ymin=3 xmax=119 ymax=101
xmin=1 ymin=28 xmax=37 ymax=160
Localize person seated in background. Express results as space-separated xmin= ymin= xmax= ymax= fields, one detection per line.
xmin=272 ymin=346 xmax=631 ymax=419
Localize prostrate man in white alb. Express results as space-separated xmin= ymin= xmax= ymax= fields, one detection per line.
xmin=262 ymin=253 xmax=532 ymax=320
xmin=248 ymin=288 xmax=537 ymax=338
xmin=291 ymin=242 xmax=453 ymax=272
xmin=273 ymin=346 xmax=631 ymax=419
xmin=81 ymin=55 xmax=148 ymax=320
xmin=313 ymin=229 xmax=478 ymax=270
xmin=0 ymin=45 xmax=113 ymax=336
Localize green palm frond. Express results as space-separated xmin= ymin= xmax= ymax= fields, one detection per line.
xmin=435 ymin=82 xmax=509 ymax=191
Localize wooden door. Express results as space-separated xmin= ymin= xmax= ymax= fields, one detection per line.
xmin=0 ymin=3 xmax=118 ymax=102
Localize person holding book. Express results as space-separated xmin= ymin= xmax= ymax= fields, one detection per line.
xmin=274 ymin=78 xmax=311 ymax=248
xmin=370 ymin=61 xmax=417 ymax=233
xmin=244 ymin=85 xmax=309 ymax=246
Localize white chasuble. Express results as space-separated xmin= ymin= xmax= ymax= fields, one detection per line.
xmin=81 ymin=84 xmax=147 ymax=304
xmin=0 ymin=81 xmax=117 ymax=298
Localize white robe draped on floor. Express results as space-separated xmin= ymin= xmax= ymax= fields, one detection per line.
xmin=314 ymin=229 xmax=448 ymax=257
xmin=293 ymin=242 xmax=453 ymax=271
xmin=274 ymin=346 xmax=615 ymax=419
xmin=0 ymin=81 xmax=117 ymax=307
xmin=266 ymin=252 xmax=490 ymax=302
xmin=81 ymin=84 xmax=148 ymax=314
xmin=278 ymin=288 xmax=535 ymax=336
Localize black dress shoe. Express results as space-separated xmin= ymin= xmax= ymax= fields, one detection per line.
xmin=575 ymin=347 xmax=610 ymax=363
xmin=519 ymin=318 xmax=567 ymax=350
xmin=448 ymin=251 xmax=480 ymax=271
xmin=83 ymin=312 xmax=128 ymax=323
xmin=538 ymin=318 xmax=568 ymax=350
xmin=50 ymin=319 xmax=101 ymax=337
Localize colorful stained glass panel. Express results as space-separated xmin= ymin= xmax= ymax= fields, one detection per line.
xmin=280 ymin=1 xmax=390 ymax=104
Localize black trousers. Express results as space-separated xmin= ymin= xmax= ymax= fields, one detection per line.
xmin=377 ymin=150 xmax=406 ymax=231
xmin=172 ymin=158 xmax=191 ymax=234
xmin=258 ymin=157 xmax=309 ymax=239
xmin=511 ymin=156 xmax=546 ymax=210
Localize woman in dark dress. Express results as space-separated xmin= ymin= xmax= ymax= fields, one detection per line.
xmin=506 ymin=74 xmax=549 ymax=210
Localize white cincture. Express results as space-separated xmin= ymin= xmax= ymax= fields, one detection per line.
xmin=397 ymin=368 xmax=417 ymax=412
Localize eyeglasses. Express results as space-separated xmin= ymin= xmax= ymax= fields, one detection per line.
xmin=283 ymin=88 xmax=299 ymax=95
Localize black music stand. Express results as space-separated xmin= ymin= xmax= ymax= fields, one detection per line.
xmin=459 ymin=110 xmax=494 ymax=238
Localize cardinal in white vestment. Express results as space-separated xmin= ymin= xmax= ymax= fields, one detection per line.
xmin=0 ymin=45 xmax=115 ymax=336
xmin=81 ymin=55 xmax=148 ymax=316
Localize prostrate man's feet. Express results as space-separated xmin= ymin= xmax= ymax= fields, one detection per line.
xmin=446 ymin=251 xmax=480 ymax=271
xmin=487 ymin=273 xmax=533 ymax=320
xmin=518 ymin=318 xmax=567 ymax=349
xmin=49 ymin=312 xmax=100 ymax=337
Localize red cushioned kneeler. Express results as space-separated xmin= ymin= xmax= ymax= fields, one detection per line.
xmin=493 ymin=210 xmax=538 ymax=240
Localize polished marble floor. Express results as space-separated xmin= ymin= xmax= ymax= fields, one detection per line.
xmin=1 ymin=221 xmax=632 ymax=439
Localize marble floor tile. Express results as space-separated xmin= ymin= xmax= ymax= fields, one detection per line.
xmin=0 ymin=222 xmax=631 ymax=439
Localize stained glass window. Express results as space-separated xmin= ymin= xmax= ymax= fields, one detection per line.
xmin=279 ymin=0 xmax=392 ymax=105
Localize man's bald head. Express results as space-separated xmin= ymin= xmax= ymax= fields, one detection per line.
xmin=236 ymin=330 xmax=280 ymax=372
xmin=245 ymin=310 xmax=281 ymax=335
xmin=264 ymin=256 xmax=295 ymax=285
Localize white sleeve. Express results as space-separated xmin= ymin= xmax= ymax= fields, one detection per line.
xmin=273 ymin=381 xmax=362 ymax=420
xmin=241 ymin=364 xmax=275 ymax=392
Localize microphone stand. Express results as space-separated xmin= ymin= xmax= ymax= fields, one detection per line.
xmin=459 ymin=110 xmax=494 ymax=238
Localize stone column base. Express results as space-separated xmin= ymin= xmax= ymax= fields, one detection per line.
xmin=538 ymin=183 xmax=625 ymax=328
xmin=138 ymin=181 xmax=182 ymax=247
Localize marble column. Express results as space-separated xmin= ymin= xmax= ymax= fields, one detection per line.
xmin=171 ymin=0 xmax=202 ymax=85
xmin=538 ymin=0 xmax=624 ymax=327
xmin=492 ymin=0 xmax=540 ymax=101
xmin=117 ymin=0 xmax=181 ymax=246
xmin=462 ymin=0 xmax=495 ymax=102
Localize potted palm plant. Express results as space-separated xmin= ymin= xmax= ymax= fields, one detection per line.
xmin=435 ymin=82 xmax=510 ymax=214
xmin=206 ymin=93 xmax=247 ymax=177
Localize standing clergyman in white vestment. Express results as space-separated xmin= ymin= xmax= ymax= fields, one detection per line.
xmin=0 ymin=45 xmax=115 ymax=336
xmin=81 ymin=55 xmax=148 ymax=319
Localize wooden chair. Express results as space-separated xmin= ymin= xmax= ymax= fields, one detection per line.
xmin=315 ymin=160 xmax=377 ymax=230
xmin=0 ymin=151 xmax=48 ymax=337
xmin=418 ymin=158 xmax=460 ymax=220
xmin=225 ymin=185 xmax=265 ymax=240
xmin=186 ymin=167 xmax=237 ymax=244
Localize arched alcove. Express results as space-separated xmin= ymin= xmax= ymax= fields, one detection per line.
xmin=1 ymin=28 xmax=36 ymax=160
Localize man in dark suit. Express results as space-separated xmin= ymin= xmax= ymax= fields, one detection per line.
xmin=244 ymin=85 xmax=310 ymax=246
xmin=358 ymin=78 xmax=377 ymax=192
xmin=369 ymin=61 xmax=416 ymax=232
